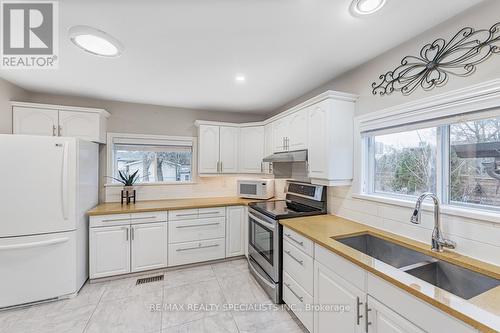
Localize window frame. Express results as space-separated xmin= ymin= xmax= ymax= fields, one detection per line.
xmin=360 ymin=113 xmax=500 ymax=215
xmin=105 ymin=132 xmax=197 ymax=186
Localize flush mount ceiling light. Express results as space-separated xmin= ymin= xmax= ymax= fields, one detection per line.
xmin=235 ymin=74 xmax=246 ymax=83
xmin=69 ymin=26 xmax=123 ymax=57
xmin=350 ymin=0 xmax=386 ymax=16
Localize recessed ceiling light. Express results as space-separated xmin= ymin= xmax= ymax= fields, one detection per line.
xmin=350 ymin=0 xmax=386 ymax=16
xmin=69 ymin=26 xmax=123 ymax=57
xmin=235 ymin=74 xmax=246 ymax=83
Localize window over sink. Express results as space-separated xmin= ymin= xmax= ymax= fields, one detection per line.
xmin=107 ymin=133 xmax=195 ymax=184
xmin=363 ymin=112 xmax=500 ymax=212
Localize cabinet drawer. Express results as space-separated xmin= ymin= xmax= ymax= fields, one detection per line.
xmin=130 ymin=211 xmax=167 ymax=224
xmin=169 ymin=209 xmax=199 ymax=221
xmin=168 ymin=238 xmax=225 ymax=266
xmin=315 ymin=244 xmax=366 ymax=291
xmin=283 ymin=227 xmax=314 ymax=257
xmin=283 ymin=271 xmax=313 ymax=332
xmin=90 ymin=214 xmax=131 ymax=227
xmin=283 ymin=239 xmax=314 ymax=295
xmin=198 ymin=207 xmax=225 ymax=218
xmin=169 ymin=217 xmax=225 ymax=243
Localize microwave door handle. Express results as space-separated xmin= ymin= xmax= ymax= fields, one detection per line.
xmin=248 ymin=213 xmax=275 ymax=230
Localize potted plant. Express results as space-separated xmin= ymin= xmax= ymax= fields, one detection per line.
xmin=107 ymin=171 xmax=140 ymax=204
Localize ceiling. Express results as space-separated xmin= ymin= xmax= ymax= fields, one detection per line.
xmin=0 ymin=0 xmax=483 ymax=113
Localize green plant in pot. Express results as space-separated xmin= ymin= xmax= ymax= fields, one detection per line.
xmin=109 ymin=170 xmax=140 ymax=192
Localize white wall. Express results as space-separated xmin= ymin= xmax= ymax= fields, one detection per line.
xmin=0 ymin=78 xmax=29 ymax=134
xmin=276 ymin=0 xmax=500 ymax=265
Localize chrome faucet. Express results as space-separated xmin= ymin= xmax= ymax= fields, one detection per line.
xmin=411 ymin=193 xmax=456 ymax=252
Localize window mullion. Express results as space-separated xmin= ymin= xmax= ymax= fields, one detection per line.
xmin=440 ymin=125 xmax=450 ymax=205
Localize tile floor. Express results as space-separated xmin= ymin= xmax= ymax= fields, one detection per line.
xmin=0 ymin=259 xmax=306 ymax=333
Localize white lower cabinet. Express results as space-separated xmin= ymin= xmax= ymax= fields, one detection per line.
xmin=314 ymin=260 xmax=365 ymax=333
xmin=131 ymin=222 xmax=168 ymax=272
xmin=226 ymin=206 xmax=246 ymax=257
xmin=368 ymin=296 xmax=425 ymax=333
xmin=283 ymin=271 xmax=314 ymax=331
xmin=90 ymin=225 xmax=131 ymax=279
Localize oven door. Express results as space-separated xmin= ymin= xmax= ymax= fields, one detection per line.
xmin=248 ymin=208 xmax=279 ymax=281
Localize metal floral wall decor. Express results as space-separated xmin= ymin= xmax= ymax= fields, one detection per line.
xmin=372 ymin=22 xmax=500 ymax=96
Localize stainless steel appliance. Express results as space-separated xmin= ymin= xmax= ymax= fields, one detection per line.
xmin=247 ymin=181 xmax=326 ymax=303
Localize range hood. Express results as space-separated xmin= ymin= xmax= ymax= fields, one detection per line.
xmin=263 ymin=149 xmax=308 ymax=163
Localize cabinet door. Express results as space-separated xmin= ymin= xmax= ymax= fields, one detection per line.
xmin=239 ymin=126 xmax=265 ymax=173
xmin=13 ymin=107 xmax=59 ymax=136
xmin=272 ymin=118 xmax=288 ymax=152
xmin=368 ymin=296 xmax=425 ymax=333
xmin=198 ymin=125 xmax=220 ymax=173
xmin=219 ymin=126 xmax=239 ymax=173
xmin=131 ymin=222 xmax=168 ymax=272
xmin=288 ymin=109 xmax=308 ymax=150
xmin=226 ymin=206 xmax=245 ymax=257
xmin=307 ymin=103 xmax=328 ymax=179
xmin=90 ymin=225 xmax=130 ymax=278
xmin=314 ymin=261 xmax=365 ymax=333
xmin=262 ymin=123 xmax=274 ymax=174
xmin=58 ymin=110 xmax=100 ymax=142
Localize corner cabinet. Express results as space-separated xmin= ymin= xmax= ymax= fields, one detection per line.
xmin=239 ymin=126 xmax=265 ymax=173
xmin=12 ymin=102 xmax=110 ymax=144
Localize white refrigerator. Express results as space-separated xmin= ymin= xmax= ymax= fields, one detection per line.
xmin=0 ymin=134 xmax=98 ymax=308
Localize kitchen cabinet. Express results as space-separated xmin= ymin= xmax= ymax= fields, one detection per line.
xmin=12 ymin=107 xmax=58 ymax=137
xmin=307 ymin=98 xmax=356 ymax=186
xmin=314 ymin=260 xmax=365 ymax=333
xmin=219 ymin=126 xmax=239 ymax=173
xmin=90 ymin=225 xmax=131 ymax=279
xmin=198 ymin=125 xmax=220 ymax=173
xmin=272 ymin=117 xmax=289 ymax=152
xmin=367 ymin=296 xmax=425 ymax=333
xmin=226 ymin=206 xmax=246 ymax=257
xmin=12 ymin=102 xmax=109 ymax=143
xmin=239 ymin=126 xmax=265 ymax=173
xmin=197 ymin=124 xmax=239 ymax=174
xmin=131 ymin=222 xmax=168 ymax=272
xmin=272 ymin=109 xmax=308 ymax=153
xmin=262 ymin=123 xmax=273 ymax=174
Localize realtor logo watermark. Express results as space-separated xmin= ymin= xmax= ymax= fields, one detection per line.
xmin=1 ymin=0 xmax=58 ymax=68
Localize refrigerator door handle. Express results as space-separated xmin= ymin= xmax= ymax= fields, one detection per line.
xmin=0 ymin=237 xmax=69 ymax=251
xmin=61 ymin=142 xmax=69 ymax=220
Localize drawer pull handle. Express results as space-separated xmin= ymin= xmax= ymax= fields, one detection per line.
xmin=284 ymin=282 xmax=303 ymax=302
xmin=176 ymin=244 xmax=220 ymax=252
xmin=101 ymin=217 xmax=130 ymax=222
xmin=285 ymin=233 xmax=304 ymax=246
xmin=176 ymin=222 xmax=220 ymax=229
xmin=284 ymin=250 xmax=304 ymax=265
xmin=131 ymin=216 xmax=157 ymax=220
xmin=199 ymin=211 xmax=221 ymax=215
xmin=175 ymin=213 xmax=198 ymax=217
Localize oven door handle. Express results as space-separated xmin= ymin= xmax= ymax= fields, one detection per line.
xmin=248 ymin=213 xmax=275 ymax=230
xmin=248 ymin=257 xmax=276 ymax=289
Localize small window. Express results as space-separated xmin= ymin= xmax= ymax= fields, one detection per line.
xmin=109 ymin=134 xmax=194 ymax=184
xmin=449 ymin=116 xmax=500 ymax=209
xmin=368 ymin=128 xmax=437 ymax=197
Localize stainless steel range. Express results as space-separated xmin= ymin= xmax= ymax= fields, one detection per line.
xmin=247 ymin=181 xmax=326 ymax=303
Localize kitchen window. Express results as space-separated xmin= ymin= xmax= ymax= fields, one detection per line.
xmin=107 ymin=133 xmax=195 ymax=184
xmin=363 ymin=113 xmax=500 ymax=212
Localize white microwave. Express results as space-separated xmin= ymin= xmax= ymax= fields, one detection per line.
xmin=237 ymin=179 xmax=275 ymax=199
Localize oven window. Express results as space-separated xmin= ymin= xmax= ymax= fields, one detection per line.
xmin=249 ymin=216 xmax=273 ymax=265
xmin=241 ymin=184 xmax=257 ymax=195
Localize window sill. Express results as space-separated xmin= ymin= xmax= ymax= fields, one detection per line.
xmin=351 ymin=193 xmax=500 ymax=224
xmin=104 ymin=181 xmax=198 ymax=187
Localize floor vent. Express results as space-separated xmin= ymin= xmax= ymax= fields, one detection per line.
xmin=136 ymin=275 xmax=164 ymax=285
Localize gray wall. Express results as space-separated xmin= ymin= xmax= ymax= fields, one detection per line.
xmin=0 ymin=78 xmax=29 ymax=134
xmin=271 ymin=0 xmax=500 ymax=117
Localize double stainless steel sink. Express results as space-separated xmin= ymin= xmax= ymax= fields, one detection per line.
xmin=336 ymin=234 xmax=500 ymax=300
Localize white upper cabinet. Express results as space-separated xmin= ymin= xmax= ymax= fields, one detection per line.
xmin=272 ymin=117 xmax=289 ymax=152
xmin=197 ymin=124 xmax=239 ymax=174
xmin=239 ymin=126 xmax=265 ymax=173
xmin=13 ymin=107 xmax=58 ymax=137
xmin=12 ymin=102 xmax=109 ymax=143
xmin=198 ymin=125 xmax=220 ymax=174
xmin=287 ymin=108 xmax=308 ymax=150
xmin=307 ymin=97 xmax=356 ymax=186
xmin=219 ymin=126 xmax=239 ymax=173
